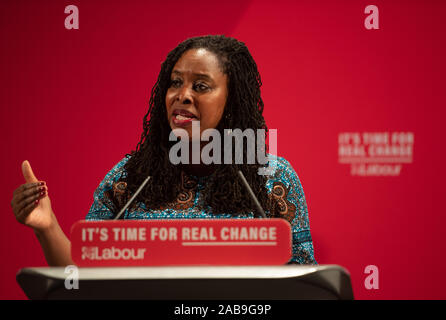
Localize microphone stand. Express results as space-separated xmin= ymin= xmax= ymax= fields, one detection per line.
xmin=114 ymin=175 xmax=151 ymax=220
xmin=236 ymin=170 xmax=267 ymax=218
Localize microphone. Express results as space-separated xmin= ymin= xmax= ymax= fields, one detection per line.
xmin=114 ymin=175 xmax=151 ymax=220
xmin=113 ymin=172 xmax=265 ymax=219
xmin=237 ymin=170 xmax=267 ymax=218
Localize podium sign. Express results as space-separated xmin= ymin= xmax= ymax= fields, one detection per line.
xmin=71 ymin=219 xmax=292 ymax=266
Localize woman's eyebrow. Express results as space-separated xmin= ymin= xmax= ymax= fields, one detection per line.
xmin=172 ymin=70 xmax=213 ymax=81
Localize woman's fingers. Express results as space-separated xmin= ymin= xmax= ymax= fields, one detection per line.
xmin=12 ymin=182 xmax=45 ymax=207
xmin=20 ymin=184 xmax=46 ymax=203
xmin=12 ymin=161 xmax=50 ymax=227
xmin=13 ymin=181 xmax=45 ymax=197
xmin=15 ymin=191 xmax=48 ymax=224
xmin=16 ymin=187 xmax=47 ymax=213
xmin=16 ymin=199 xmax=40 ymax=224
xmin=11 ymin=182 xmax=48 ymax=223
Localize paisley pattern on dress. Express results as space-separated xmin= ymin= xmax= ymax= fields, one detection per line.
xmin=101 ymin=181 xmax=130 ymax=215
xmin=105 ymin=173 xmax=200 ymax=212
xmin=268 ymin=181 xmax=296 ymax=224
xmin=162 ymin=171 xmax=199 ymax=210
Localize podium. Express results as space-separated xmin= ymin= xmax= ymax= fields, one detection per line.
xmin=16 ymin=265 xmax=354 ymax=300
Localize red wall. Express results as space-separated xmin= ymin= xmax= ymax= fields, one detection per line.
xmin=1 ymin=0 xmax=445 ymax=299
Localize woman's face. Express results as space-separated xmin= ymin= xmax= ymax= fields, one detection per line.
xmin=166 ymin=48 xmax=228 ymax=138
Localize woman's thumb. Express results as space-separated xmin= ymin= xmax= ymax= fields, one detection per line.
xmin=22 ymin=160 xmax=38 ymax=183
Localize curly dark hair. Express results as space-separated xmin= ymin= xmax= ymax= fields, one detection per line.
xmin=122 ymin=35 xmax=272 ymax=216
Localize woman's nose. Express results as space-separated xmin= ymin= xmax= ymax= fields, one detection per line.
xmin=177 ymin=86 xmax=193 ymax=104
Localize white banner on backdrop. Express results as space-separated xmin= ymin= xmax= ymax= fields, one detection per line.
xmin=338 ymin=132 xmax=414 ymax=176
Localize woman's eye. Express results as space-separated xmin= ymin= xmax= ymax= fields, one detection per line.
xmin=194 ymin=83 xmax=209 ymax=92
xmin=170 ymin=79 xmax=182 ymax=88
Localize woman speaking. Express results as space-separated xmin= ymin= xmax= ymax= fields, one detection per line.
xmin=11 ymin=35 xmax=316 ymax=266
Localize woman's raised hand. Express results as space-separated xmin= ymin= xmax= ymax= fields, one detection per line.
xmin=11 ymin=161 xmax=54 ymax=231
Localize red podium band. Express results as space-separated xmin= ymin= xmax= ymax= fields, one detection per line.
xmin=71 ymin=219 xmax=292 ymax=266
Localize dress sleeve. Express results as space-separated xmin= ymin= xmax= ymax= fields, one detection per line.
xmin=85 ymin=156 xmax=130 ymax=221
xmin=266 ymin=156 xmax=317 ymax=264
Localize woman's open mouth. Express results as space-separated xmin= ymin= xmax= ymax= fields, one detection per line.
xmin=172 ymin=109 xmax=198 ymax=127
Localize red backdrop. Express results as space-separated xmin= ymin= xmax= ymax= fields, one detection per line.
xmin=1 ymin=0 xmax=445 ymax=299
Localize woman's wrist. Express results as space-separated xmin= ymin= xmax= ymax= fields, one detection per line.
xmin=33 ymin=211 xmax=58 ymax=237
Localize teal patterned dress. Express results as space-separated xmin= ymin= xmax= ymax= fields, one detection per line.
xmin=86 ymin=155 xmax=317 ymax=264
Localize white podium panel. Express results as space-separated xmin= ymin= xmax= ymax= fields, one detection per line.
xmin=16 ymin=265 xmax=354 ymax=300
